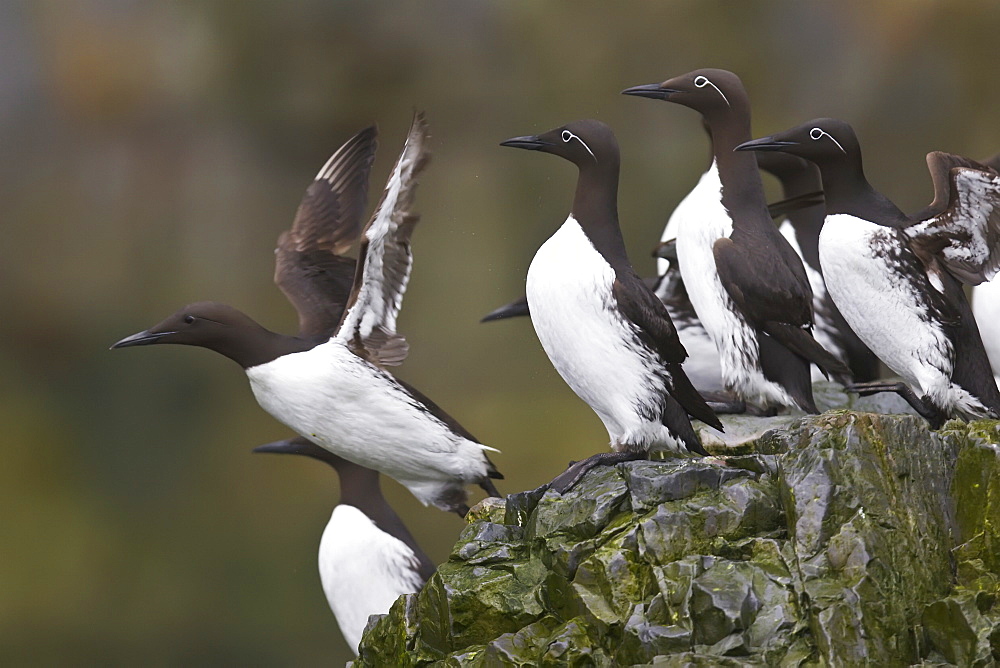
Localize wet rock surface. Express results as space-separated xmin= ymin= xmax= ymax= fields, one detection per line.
xmin=353 ymin=414 xmax=1000 ymax=667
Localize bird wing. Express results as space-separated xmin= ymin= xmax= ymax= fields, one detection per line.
xmin=274 ymin=126 xmax=378 ymax=339
xmin=714 ymin=237 xmax=852 ymax=382
xmin=612 ymin=275 xmax=723 ymax=431
xmin=907 ymin=164 xmax=1000 ymax=285
xmin=334 ymin=112 xmax=430 ymax=365
xmin=712 ymin=236 xmax=813 ymax=327
xmin=611 ymin=274 xmax=686 ymax=364
xmin=912 ymin=151 xmax=995 ymax=221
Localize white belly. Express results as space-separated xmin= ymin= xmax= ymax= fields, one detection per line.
xmin=526 ymin=216 xmax=681 ymax=451
xmin=973 ymin=278 xmax=1000 ymax=387
xmin=674 ymin=163 xmax=794 ymax=407
xmin=819 ymin=214 xmax=964 ymax=406
xmin=245 ymin=343 xmax=491 ymax=506
xmin=319 ymin=505 xmax=424 ymax=654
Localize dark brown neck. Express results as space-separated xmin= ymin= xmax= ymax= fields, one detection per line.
xmin=333 ymin=460 xmax=435 ymax=579
xmin=570 ymin=160 xmax=631 ymax=273
xmin=705 ymin=107 xmax=771 ymax=223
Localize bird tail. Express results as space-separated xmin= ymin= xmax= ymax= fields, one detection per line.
xmin=663 ymin=395 xmax=709 ymax=456
xmin=667 ymin=363 xmax=725 ymax=432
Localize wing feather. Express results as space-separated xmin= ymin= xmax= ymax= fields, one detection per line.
xmin=335 ymin=112 xmax=431 ymax=365
xmin=274 ymin=126 xmax=378 ymax=339
xmin=908 ymin=165 xmax=1000 ymax=285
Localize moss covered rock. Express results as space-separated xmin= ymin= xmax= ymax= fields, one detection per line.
xmin=354 ymin=413 xmax=1000 ymax=667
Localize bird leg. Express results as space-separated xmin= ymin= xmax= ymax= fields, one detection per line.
xmin=845 ymin=381 xmax=947 ymax=428
xmin=548 ymin=451 xmax=646 ymax=494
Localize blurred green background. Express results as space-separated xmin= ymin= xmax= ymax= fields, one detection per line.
xmin=3 ymin=1 xmax=999 ymax=664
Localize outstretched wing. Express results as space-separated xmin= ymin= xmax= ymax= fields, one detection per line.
xmin=911 ymin=151 xmax=995 ymax=221
xmin=334 ymin=112 xmax=431 ymax=365
xmin=274 ymin=126 xmax=378 ymax=339
xmin=907 ymin=164 xmax=1000 ymax=285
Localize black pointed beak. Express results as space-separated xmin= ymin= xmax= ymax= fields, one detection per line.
xmin=652 ymin=239 xmax=678 ymax=261
xmin=499 ymin=135 xmax=551 ymax=151
xmin=735 ymin=137 xmax=799 ymax=152
xmin=110 ymin=329 xmax=175 ymax=349
xmin=253 ymin=439 xmax=305 ymax=455
xmin=480 ymin=297 xmax=530 ymax=323
xmin=621 ymin=84 xmax=679 ymax=100
xmin=252 ymin=437 xmax=336 ymax=463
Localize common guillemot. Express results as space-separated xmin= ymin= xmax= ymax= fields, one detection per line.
xmin=737 ymin=118 xmax=1000 ymax=426
xmin=253 ymin=437 xmax=432 ymax=654
xmin=113 ymin=114 xmax=502 ymax=514
xmin=623 ymin=69 xmax=853 ymax=413
xmin=755 ymin=151 xmax=880 ymax=382
xmin=500 ymin=119 xmax=723 ymax=489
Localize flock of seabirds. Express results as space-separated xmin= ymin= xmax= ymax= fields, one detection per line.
xmin=112 ymin=68 xmax=1000 ymax=654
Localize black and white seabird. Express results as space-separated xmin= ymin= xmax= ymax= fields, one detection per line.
xmin=755 ymin=151 xmax=880 ymax=382
xmin=622 ymin=69 xmax=853 ymax=413
xmin=254 ymin=437 xmax=432 ymax=654
xmin=500 ymin=119 xmax=723 ymax=487
xmin=737 ymin=118 xmax=1000 ymax=425
xmin=113 ymin=114 xmax=502 ymax=515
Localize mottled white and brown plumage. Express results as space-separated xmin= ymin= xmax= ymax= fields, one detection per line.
xmin=738 ymin=119 xmax=1000 ymax=426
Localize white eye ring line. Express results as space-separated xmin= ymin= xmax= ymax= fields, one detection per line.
xmin=694 ymin=75 xmax=730 ymax=107
xmin=561 ymin=129 xmax=597 ymax=162
xmin=809 ymin=127 xmax=847 ymax=154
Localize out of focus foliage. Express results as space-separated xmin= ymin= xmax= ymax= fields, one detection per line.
xmin=2 ymin=1 xmax=999 ymax=664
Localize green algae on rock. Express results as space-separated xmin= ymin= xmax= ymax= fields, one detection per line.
xmin=354 ymin=413 xmax=1000 ymax=667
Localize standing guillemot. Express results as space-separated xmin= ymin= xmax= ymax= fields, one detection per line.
xmin=737 ymin=119 xmax=1000 ymax=426
xmin=500 ymin=119 xmax=724 ymax=489
xmin=623 ymin=69 xmax=853 ymax=413
xmin=755 ymin=151 xmax=880 ymax=382
xmin=253 ymin=437 xmax=433 ymax=655
xmin=113 ymin=114 xmax=502 ymax=515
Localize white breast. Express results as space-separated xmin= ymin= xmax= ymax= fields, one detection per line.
xmin=318 ymin=505 xmax=425 ymax=654
xmin=779 ymin=220 xmax=846 ymax=381
xmin=525 ymin=216 xmax=680 ymax=451
xmin=674 ymin=163 xmax=793 ymax=407
xmin=819 ymin=214 xmax=960 ymax=402
xmin=973 ymin=278 xmax=1000 ymax=387
xmin=245 ymin=344 xmax=493 ymax=508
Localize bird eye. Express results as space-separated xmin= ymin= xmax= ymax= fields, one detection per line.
xmin=561 ymin=130 xmax=572 ymax=142
xmin=694 ymin=75 xmax=709 ymax=87
xmin=184 ymin=315 xmax=195 ymax=324
xmin=809 ymin=128 xmax=823 ymax=140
